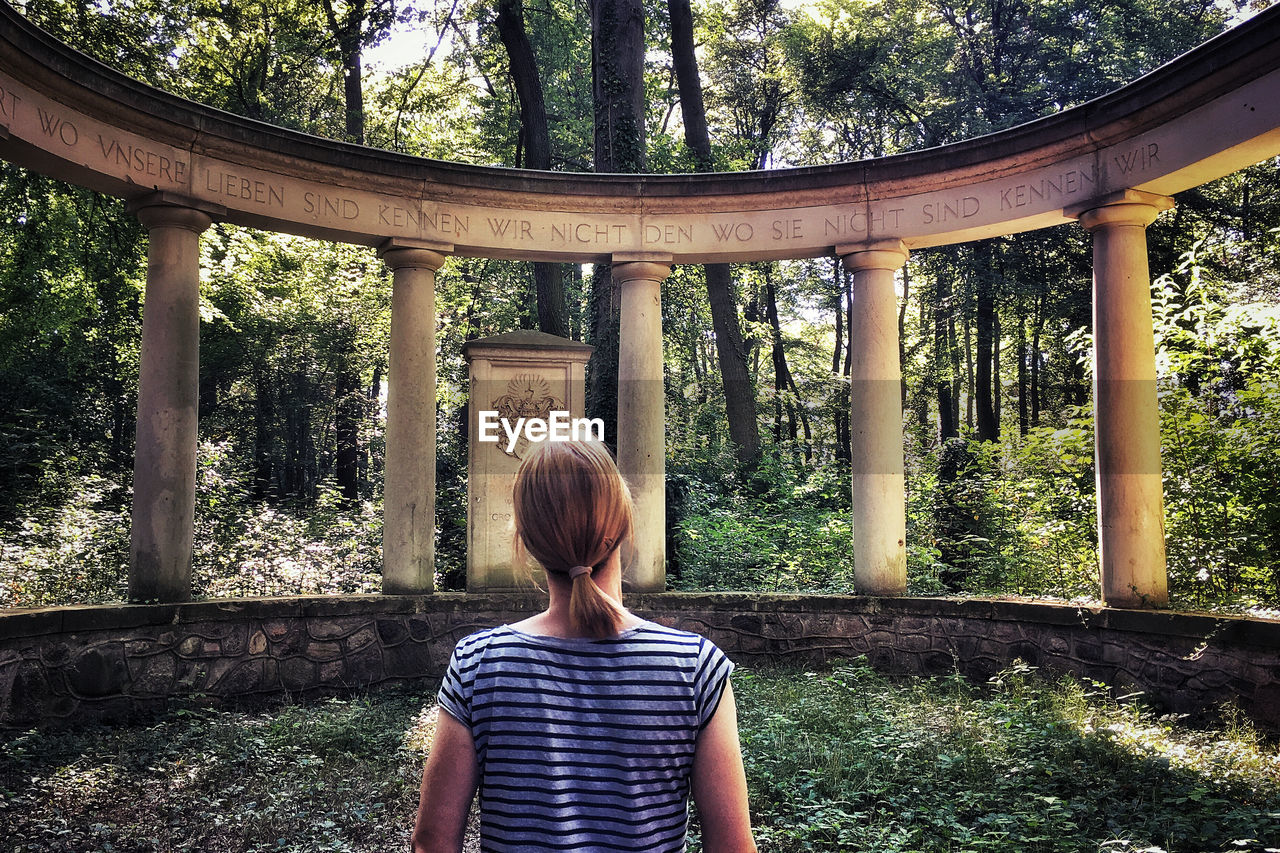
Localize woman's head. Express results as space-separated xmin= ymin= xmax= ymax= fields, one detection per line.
xmin=512 ymin=439 xmax=632 ymax=638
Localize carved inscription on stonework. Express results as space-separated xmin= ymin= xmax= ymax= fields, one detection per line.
xmin=207 ymin=170 xmax=284 ymax=207
xmin=0 ymin=84 xmax=19 ymax=121
xmin=1113 ymin=142 xmax=1160 ymax=176
xmin=3 ymin=78 xmax=1176 ymax=248
xmin=1000 ymin=165 xmax=1097 ymax=211
xmin=5 ymin=89 xmax=192 ymax=188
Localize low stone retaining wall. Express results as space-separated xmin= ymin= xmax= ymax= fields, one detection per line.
xmin=1 ymin=593 xmax=1277 ymax=730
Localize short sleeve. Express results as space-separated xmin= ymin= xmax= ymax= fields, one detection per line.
xmin=692 ymin=638 xmax=735 ymax=731
xmin=437 ymin=639 xmax=474 ymax=728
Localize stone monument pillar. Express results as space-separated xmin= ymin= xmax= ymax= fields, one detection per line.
xmin=463 ymin=330 xmax=594 ymax=591
xmin=379 ymin=238 xmax=449 ymax=595
xmin=127 ymin=192 xmax=222 ymax=603
xmin=840 ymin=240 xmax=909 ymax=596
xmin=614 ymin=257 xmax=672 ymax=592
xmin=1071 ymin=190 xmax=1174 ymax=608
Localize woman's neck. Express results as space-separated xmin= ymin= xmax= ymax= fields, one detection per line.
xmin=514 ymin=551 xmax=639 ymax=639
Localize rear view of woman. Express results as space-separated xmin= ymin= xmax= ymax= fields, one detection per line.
xmin=412 ymin=439 xmax=756 ymax=853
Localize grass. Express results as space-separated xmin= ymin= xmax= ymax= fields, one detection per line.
xmin=1 ymin=662 xmax=1278 ymax=852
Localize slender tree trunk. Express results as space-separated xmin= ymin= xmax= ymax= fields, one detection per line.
xmin=964 ymin=306 xmax=974 ymax=430
xmin=496 ymin=0 xmax=568 ymax=337
xmin=936 ymin=274 xmax=957 ymax=440
xmin=586 ymin=0 xmax=645 ymax=438
xmin=668 ymin=0 xmax=760 ymax=467
xmin=975 ymin=265 xmax=998 ymax=441
xmin=319 ymin=0 xmax=373 ymax=502
xmin=1031 ymin=289 xmax=1042 ymax=426
xmin=992 ymin=312 xmax=1002 ymax=437
xmin=1017 ymin=309 xmax=1028 ymax=436
xmin=900 ymin=259 xmax=910 ymax=409
xmin=254 ymin=368 xmax=275 ymax=499
xmin=763 ymin=272 xmax=797 ymax=446
xmin=335 ymin=363 xmax=361 ymax=502
xmin=832 ymin=257 xmax=843 ymax=375
xmin=843 ymin=266 xmax=853 ymax=376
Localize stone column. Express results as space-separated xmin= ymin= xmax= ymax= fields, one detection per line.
xmin=127 ymin=194 xmax=218 ymax=602
xmin=839 ymin=241 xmax=909 ymax=596
xmin=1074 ymin=190 xmax=1173 ymax=608
xmin=613 ymin=256 xmax=672 ymax=592
xmin=378 ymin=239 xmax=449 ymax=595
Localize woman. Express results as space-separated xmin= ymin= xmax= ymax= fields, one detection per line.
xmin=412 ymin=439 xmax=756 ymax=853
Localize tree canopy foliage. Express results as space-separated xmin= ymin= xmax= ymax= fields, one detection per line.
xmin=1 ymin=0 xmax=1277 ymax=613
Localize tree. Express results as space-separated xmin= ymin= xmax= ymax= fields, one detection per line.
xmin=494 ymin=0 xmax=569 ymax=337
xmin=668 ymin=0 xmax=761 ymax=468
xmin=585 ymin=0 xmax=647 ymax=441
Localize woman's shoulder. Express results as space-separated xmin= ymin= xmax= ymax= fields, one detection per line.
xmin=449 ymin=624 xmax=517 ymax=659
xmin=628 ymin=621 xmax=728 ymax=658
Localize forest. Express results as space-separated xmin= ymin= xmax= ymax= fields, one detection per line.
xmin=1 ymin=0 xmax=1278 ymax=614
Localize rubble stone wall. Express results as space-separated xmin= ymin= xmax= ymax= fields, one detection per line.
xmin=1 ymin=594 xmax=1276 ymax=729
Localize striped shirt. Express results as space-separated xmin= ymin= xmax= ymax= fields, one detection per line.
xmin=437 ymin=620 xmax=735 ymax=853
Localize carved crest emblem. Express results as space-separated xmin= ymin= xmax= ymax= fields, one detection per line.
xmin=491 ymin=373 xmax=564 ymax=459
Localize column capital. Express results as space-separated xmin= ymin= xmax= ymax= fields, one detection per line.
xmin=611 ymin=254 xmax=673 ymax=285
xmin=837 ymin=239 xmax=908 ymax=273
xmin=127 ymin=191 xmax=223 ymax=233
xmin=378 ymin=238 xmax=451 ymax=271
xmin=1068 ymin=189 xmax=1174 ymax=231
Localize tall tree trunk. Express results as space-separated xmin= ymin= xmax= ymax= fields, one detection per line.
xmin=320 ymin=0 xmax=372 ymax=502
xmin=1031 ymin=289 xmax=1042 ymax=427
xmin=964 ymin=304 xmax=974 ymax=430
xmin=668 ymin=0 xmax=760 ymax=468
xmin=763 ymin=271 xmax=798 ymax=448
xmin=254 ymin=368 xmax=275 ymax=499
xmin=900 ymin=259 xmax=910 ymax=409
xmin=843 ymin=266 xmax=854 ymax=376
xmin=586 ymin=0 xmax=645 ymax=439
xmin=935 ymin=273 xmax=957 ymax=441
xmin=591 ymin=0 xmax=646 ymax=173
xmin=975 ymin=264 xmax=998 ymax=441
xmin=319 ymin=0 xmax=368 ymax=144
xmin=832 ymin=257 xmax=843 ymax=375
xmin=992 ymin=311 xmax=1002 ymax=437
xmin=335 ymin=363 xmax=361 ymax=502
xmin=495 ymin=0 xmax=568 ymax=337
xmin=1017 ymin=308 xmax=1028 ymax=437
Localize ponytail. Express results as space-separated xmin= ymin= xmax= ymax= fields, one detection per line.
xmin=568 ymin=566 xmax=624 ymax=639
xmin=512 ymin=441 xmax=634 ymax=639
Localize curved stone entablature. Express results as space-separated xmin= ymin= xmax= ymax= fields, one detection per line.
xmin=2 ymin=1 xmax=1279 ymax=262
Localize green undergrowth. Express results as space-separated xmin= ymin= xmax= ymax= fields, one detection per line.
xmin=1 ymin=663 xmax=1278 ymax=852
xmin=724 ymin=660 xmax=1280 ymax=853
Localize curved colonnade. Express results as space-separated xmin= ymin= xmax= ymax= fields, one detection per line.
xmin=3 ymin=3 xmax=1280 ymax=607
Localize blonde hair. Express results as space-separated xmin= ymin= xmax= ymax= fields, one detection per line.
xmin=512 ymin=440 xmax=632 ymax=638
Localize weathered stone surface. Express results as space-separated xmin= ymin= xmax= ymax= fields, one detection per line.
xmin=308 ymin=617 xmax=364 ymax=640
xmin=1 ymin=594 xmax=1277 ymax=730
xmin=375 ymin=618 xmax=409 ymax=647
xmin=346 ymin=643 xmax=385 ymax=688
xmin=132 ymin=655 xmax=176 ymax=696
xmin=219 ymin=623 xmax=249 ymax=656
xmin=344 ymin=625 xmax=378 ymax=653
xmin=304 ymin=641 xmax=343 ymax=662
xmin=214 ymin=660 xmax=266 ymax=695
xmin=66 ymin=645 xmax=129 ymax=697
xmin=384 ymin=642 xmax=434 ymax=679
xmin=280 ymin=657 xmax=317 ymax=691
xmin=263 ymin=620 xmax=292 ymax=640
xmin=406 ymin=616 xmax=438 ymax=643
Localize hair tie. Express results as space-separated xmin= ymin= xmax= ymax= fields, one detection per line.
xmin=568 ymin=565 xmax=593 ymax=580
